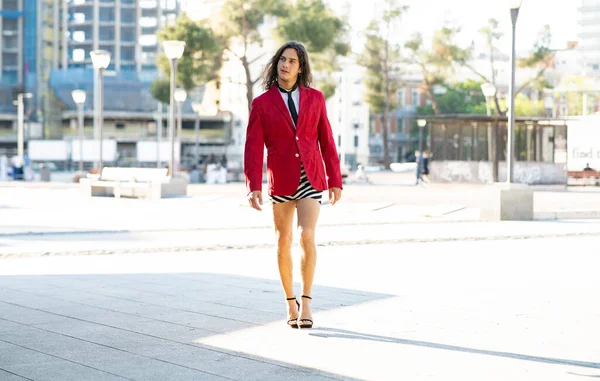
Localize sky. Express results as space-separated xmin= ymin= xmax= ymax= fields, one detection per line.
xmin=183 ymin=0 xmax=579 ymax=55
xmin=327 ymin=0 xmax=578 ymax=55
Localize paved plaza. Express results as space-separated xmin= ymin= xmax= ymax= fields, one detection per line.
xmin=0 ymin=175 xmax=599 ymax=380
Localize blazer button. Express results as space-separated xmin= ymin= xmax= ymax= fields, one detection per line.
xmin=295 ymin=153 xmax=299 ymax=158
xmin=296 ymin=137 xmax=299 ymax=140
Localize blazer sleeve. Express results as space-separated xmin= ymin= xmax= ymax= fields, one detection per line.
xmin=316 ymin=92 xmax=343 ymax=189
xmin=244 ymin=99 xmax=265 ymax=193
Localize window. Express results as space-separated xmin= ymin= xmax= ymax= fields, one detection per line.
xmin=73 ymin=31 xmax=85 ymax=42
xmin=354 ymin=136 xmax=359 ymax=147
xmin=139 ymin=35 xmax=157 ymax=46
xmin=338 ymin=135 xmax=341 ymax=146
xmin=140 ymin=17 xmax=157 ymax=27
xmin=73 ymin=13 xmax=86 ymax=23
xmin=116 ymin=123 xmax=125 ymax=130
xmin=397 ymin=88 xmax=405 ymax=106
xmin=140 ymin=0 xmax=157 ymax=8
xmin=412 ymin=89 xmax=419 ymax=106
xmin=73 ymin=49 xmax=85 ymax=62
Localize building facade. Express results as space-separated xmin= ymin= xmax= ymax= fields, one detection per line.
xmin=578 ymin=0 xmax=600 ymax=75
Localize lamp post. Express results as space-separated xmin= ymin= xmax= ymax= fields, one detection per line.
xmin=222 ymin=111 xmax=233 ymax=156
xmin=191 ymin=102 xmax=203 ymax=167
xmin=481 ymin=83 xmax=498 ymax=182
xmin=71 ymin=90 xmax=87 ymax=172
xmin=16 ymin=92 xmax=32 ymax=162
xmin=507 ymin=0 xmax=523 ymax=183
xmin=90 ymin=50 xmax=111 ymax=176
xmin=174 ymin=88 xmax=187 ymax=143
xmin=416 ymin=119 xmax=426 ymax=153
xmin=162 ymin=40 xmax=186 ymax=176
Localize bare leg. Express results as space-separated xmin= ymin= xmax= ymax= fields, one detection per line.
xmin=296 ymin=197 xmax=321 ymax=326
xmin=272 ymin=200 xmax=299 ymax=322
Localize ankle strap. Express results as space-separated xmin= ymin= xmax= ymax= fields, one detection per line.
xmin=301 ymin=295 xmax=312 ymax=299
xmin=286 ymin=297 xmax=296 ymax=301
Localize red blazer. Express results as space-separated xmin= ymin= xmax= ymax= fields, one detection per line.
xmin=244 ymin=85 xmax=343 ymax=196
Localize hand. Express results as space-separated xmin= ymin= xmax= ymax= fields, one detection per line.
xmin=328 ymin=187 xmax=342 ymax=206
xmin=248 ymin=191 xmax=263 ymax=211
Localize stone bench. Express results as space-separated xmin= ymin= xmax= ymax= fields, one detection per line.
xmin=80 ymin=167 xmax=187 ymax=200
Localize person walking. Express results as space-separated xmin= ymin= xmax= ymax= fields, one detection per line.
xmin=415 ymin=150 xmax=422 ymax=185
xmin=244 ymin=41 xmax=343 ymax=329
xmin=421 ymin=151 xmax=430 ymax=183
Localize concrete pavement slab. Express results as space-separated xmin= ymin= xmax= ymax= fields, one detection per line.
xmin=0 ymin=370 xmax=32 ymax=381
xmin=1 ymin=236 xmax=599 ymax=380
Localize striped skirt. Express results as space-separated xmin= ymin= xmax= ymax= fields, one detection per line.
xmin=270 ymin=165 xmax=323 ymax=205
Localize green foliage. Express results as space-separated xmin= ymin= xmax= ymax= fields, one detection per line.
xmin=416 ymin=80 xmax=546 ymax=117
xmin=276 ymin=0 xmax=345 ymax=52
xmin=500 ymin=95 xmax=547 ymax=117
xmin=359 ymin=18 xmax=403 ymax=114
xmin=404 ymin=27 xmax=462 ymax=113
xmin=318 ymin=78 xmax=337 ymax=100
xmin=219 ymin=0 xmax=287 ymax=43
xmin=153 ymin=14 xmax=223 ymax=98
xmin=275 ymin=0 xmax=349 ymax=98
xmin=150 ymin=79 xmax=171 ymax=105
xmin=416 ymin=80 xmax=487 ymax=115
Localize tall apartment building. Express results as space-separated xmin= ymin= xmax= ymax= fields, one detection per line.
xmin=63 ymin=0 xmax=179 ymax=80
xmin=578 ymin=0 xmax=600 ymax=74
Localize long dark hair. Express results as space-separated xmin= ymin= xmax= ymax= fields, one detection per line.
xmin=261 ymin=41 xmax=313 ymax=90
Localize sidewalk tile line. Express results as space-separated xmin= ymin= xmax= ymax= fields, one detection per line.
xmin=0 ymin=368 xmax=35 ymax=381
xmin=0 ymin=337 xmax=137 ymax=381
xmin=0 ymin=301 xmax=344 ymax=380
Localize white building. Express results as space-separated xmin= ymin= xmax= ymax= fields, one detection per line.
xmin=327 ymin=59 xmax=371 ymax=169
xmin=578 ymin=0 xmax=600 ymax=75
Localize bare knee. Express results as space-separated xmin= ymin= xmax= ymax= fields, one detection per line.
xmin=298 ymin=226 xmax=316 ymax=248
xmin=276 ymin=230 xmax=293 ymax=251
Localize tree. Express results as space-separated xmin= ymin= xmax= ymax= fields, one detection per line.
xmin=443 ymin=19 xmax=554 ymax=116
xmin=417 ymin=80 xmax=545 ymax=117
xmin=404 ymin=27 xmax=461 ymax=115
xmin=151 ymin=14 xmax=223 ymax=104
xmin=515 ymin=25 xmax=554 ymax=95
xmin=275 ymin=0 xmax=349 ymax=99
xmin=358 ymin=0 xmax=408 ymax=167
xmin=218 ymin=0 xmax=287 ymax=112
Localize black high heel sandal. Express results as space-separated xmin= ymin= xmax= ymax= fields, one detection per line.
xmin=298 ymin=295 xmax=313 ymax=329
xmin=286 ymin=297 xmax=300 ymax=329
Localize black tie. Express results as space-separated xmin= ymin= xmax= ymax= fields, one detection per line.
xmin=277 ymin=82 xmax=298 ymax=126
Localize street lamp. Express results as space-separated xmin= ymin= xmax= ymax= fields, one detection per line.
xmin=481 ymin=83 xmax=498 ymax=182
xmin=71 ymin=90 xmax=86 ymax=172
xmin=417 ymin=119 xmax=427 ymax=153
xmin=16 ymin=92 xmax=32 ymax=162
xmin=90 ymin=49 xmax=111 ymax=176
xmin=174 ymin=88 xmax=187 ymax=142
xmin=507 ymin=0 xmax=523 ymax=183
xmin=162 ymin=40 xmax=186 ymax=176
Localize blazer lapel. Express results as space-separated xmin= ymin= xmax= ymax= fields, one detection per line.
xmin=296 ymin=85 xmax=309 ymax=131
xmin=267 ymin=86 xmax=295 ymax=131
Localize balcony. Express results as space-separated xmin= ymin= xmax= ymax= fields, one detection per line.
xmin=69 ymin=19 xmax=93 ymax=26
xmin=2 ymin=46 xmax=19 ymax=54
xmin=70 ymin=0 xmax=93 ymax=7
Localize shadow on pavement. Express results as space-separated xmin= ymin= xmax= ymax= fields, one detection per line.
xmin=0 ymin=272 xmax=387 ymax=381
xmin=310 ymin=327 xmax=600 ymax=370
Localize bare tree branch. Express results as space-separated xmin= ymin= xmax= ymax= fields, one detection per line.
xmin=225 ymin=47 xmax=242 ymax=60
xmin=248 ymin=52 xmax=267 ymax=65
xmin=461 ymin=62 xmax=492 ymax=84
